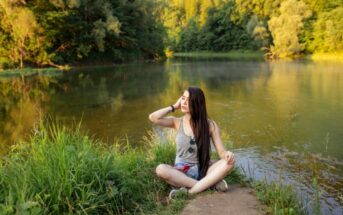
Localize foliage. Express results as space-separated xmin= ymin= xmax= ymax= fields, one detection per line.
xmin=253 ymin=181 xmax=306 ymax=215
xmin=174 ymin=2 xmax=258 ymax=52
xmin=267 ymin=0 xmax=312 ymax=59
xmin=0 ymin=0 xmax=47 ymax=68
xmin=1 ymin=0 xmax=343 ymax=67
xmin=246 ymin=15 xmax=271 ymax=48
xmin=0 ymin=122 xmax=177 ymax=214
xmin=177 ymin=19 xmax=200 ymax=51
xmin=311 ymin=7 xmax=343 ymax=53
xmin=160 ymin=0 xmax=342 ymax=59
xmin=160 ymin=0 xmax=273 ymax=53
xmin=234 ymin=0 xmax=284 ymax=18
xmin=0 ymin=0 xmax=166 ymax=69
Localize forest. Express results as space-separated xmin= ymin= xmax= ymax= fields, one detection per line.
xmin=0 ymin=0 xmax=342 ymax=69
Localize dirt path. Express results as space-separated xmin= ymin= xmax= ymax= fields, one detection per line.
xmin=180 ymin=184 xmax=264 ymax=215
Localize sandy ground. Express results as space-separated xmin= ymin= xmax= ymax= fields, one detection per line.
xmin=180 ymin=184 xmax=264 ymax=215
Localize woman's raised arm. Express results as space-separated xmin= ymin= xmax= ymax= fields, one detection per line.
xmin=148 ymin=97 xmax=181 ymax=128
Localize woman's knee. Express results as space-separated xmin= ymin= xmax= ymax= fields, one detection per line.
xmin=155 ymin=164 xmax=170 ymax=179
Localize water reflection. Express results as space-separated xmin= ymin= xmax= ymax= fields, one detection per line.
xmin=0 ymin=75 xmax=58 ymax=153
xmin=50 ymin=64 xmax=169 ymax=142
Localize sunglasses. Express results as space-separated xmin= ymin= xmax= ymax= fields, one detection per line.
xmin=190 ymin=137 xmax=196 ymax=145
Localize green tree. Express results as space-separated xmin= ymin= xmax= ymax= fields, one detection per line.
xmin=267 ymin=0 xmax=312 ymax=58
xmin=234 ymin=0 xmax=284 ymax=18
xmin=179 ymin=2 xmax=256 ymax=51
xmin=246 ymin=15 xmax=270 ymax=48
xmin=0 ymin=0 xmax=166 ymax=69
xmin=199 ymin=0 xmax=215 ymax=25
xmin=185 ymin=0 xmax=200 ymax=21
xmin=311 ymin=7 xmax=343 ymax=52
xmin=0 ymin=0 xmax=47 ymax=68
xmin=177 ymin=19 xmax=200 ymax=51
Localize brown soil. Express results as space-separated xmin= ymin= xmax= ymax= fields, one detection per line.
xmin=180 ymin=184 xmax=264 ymax=215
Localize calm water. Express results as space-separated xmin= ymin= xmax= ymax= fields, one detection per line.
xmin=1 ymin=59 xmax=343 ymax=214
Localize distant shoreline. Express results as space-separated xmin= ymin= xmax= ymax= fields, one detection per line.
xmin=172 ymin=51 xmax=343 ymax=63
xmin=172 ymin=51 xmax=264 ymax=60
xmin=1 ymin=51 xmax=342 ymax=77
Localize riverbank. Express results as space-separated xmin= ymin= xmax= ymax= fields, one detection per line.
xmin=0 ymin=57 xmax=165 ymax=79
xmin=172 ymin=51 xmax=264 ymax=61
xmin=0 ymin=122 xmax=309 ymax=214
xmin=2 ymin=50 xmax=342 ymax=77
xmin=0 ymin=67 xmax=63 ymax=80
xmin=308 ymin=52 xmax=343 ymax=62
xmin=172 ymin=51 xmax=343 ymax=63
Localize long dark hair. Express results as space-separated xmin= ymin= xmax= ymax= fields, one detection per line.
xmin=187 ymin=87 xmax=211 ymax=179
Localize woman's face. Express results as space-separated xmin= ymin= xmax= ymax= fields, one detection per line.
xmin=181 ymin=90 xmax=190 ymax=113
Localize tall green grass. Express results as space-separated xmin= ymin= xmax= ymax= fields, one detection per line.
xmin=0 ymin=121 xmax=307 ymax=215
xmin=0 ymin=123 xmax=178 ymax=214
xmin=253 ymin=181 xmax=305 ymax=215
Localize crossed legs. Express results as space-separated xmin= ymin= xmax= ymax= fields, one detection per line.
xmin=155 ymin=159 xmax=235 ymax=194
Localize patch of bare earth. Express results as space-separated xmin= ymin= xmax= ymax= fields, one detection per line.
xmin=180 ymin=184 xmax=264 ymax=215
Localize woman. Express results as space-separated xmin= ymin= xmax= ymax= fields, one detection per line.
xmin=149 ymin=87 xmax=235 ymax=198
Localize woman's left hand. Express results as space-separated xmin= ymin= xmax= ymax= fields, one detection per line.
xmin=224 ymin=151 xmax=235 ymax=164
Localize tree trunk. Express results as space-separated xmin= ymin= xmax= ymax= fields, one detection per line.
xmin=19 ymin=42 xmax=24 ymax=68
xmin=20 ymin=49 xmax=23 ymax=68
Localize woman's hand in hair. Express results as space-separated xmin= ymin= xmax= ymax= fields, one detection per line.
xmin=224 ymin=151 xmax=235 ymax=165
xmin=173 ymin=97 xmax=182 ymax=110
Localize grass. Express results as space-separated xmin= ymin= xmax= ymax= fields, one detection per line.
xmin=0 ymin=122 xmax=181 ymax=214
xmin=252 ymin=181 xmax=306 ymax=215
xmin=227 ymin=165 xmax=308 ymax=215
xmin=238 ymin=163 xmax=325 ymax=215
xmin=171 ymin=50 xmax=264 ymax=60
xmin=0 ymin=121 xmax=309 ymax=215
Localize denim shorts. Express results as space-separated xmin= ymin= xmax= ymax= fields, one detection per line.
xmin=174 ymin=162 xmax=199 ymax=180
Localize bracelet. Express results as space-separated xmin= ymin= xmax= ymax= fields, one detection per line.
xmin=170 ymin=105 xmax=175 ymax=112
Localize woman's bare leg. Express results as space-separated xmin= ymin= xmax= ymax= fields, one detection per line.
xmin=155 ymin=164 xmax=198 ymax=188
xmin=188 ymin=159 xmax=234 ymax=194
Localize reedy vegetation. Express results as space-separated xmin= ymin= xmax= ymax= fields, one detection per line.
xmin=0 ymin=122 xmax=241 ymax=214
xmin=0 ymin=123 xmax=178 ymax=214
xmin=0 ymin=122 xmax=307 ymax=214
xmin=253 ymin=182 xmax=306 ymax=215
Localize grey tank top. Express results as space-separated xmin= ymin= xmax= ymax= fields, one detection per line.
xmin=175 ymin=117 xmax=198 ymax=164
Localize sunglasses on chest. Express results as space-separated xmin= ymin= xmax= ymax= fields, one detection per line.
xmin=190 ymin=137 xmax=196 ymax=145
